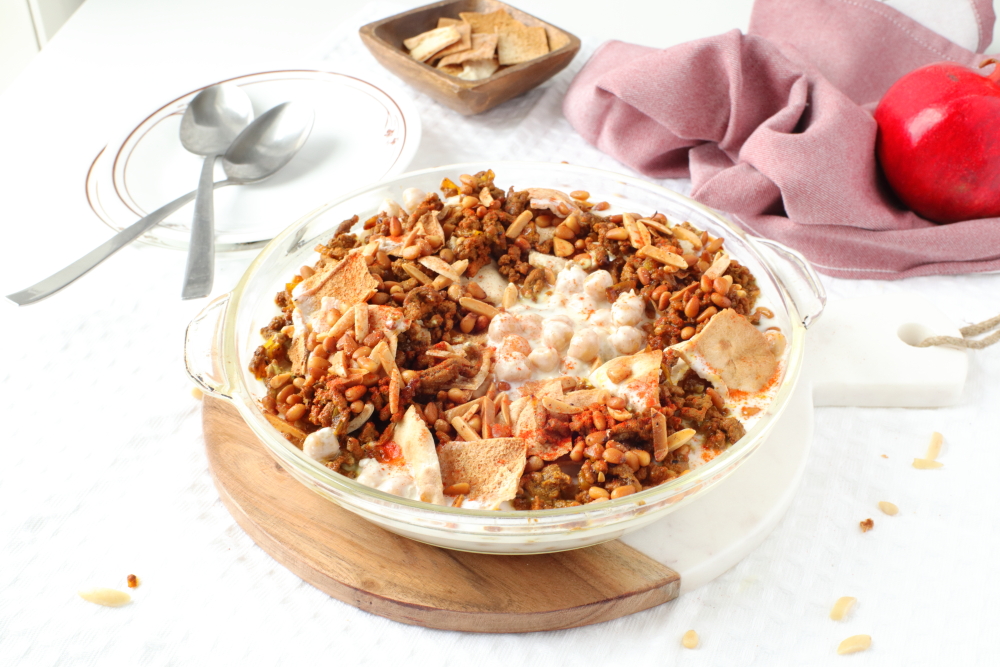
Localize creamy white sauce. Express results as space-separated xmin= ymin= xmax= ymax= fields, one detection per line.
xmin=487 ymin=263 xmax=651 ymax=393
xmin=355 ymin=458 xmax=421 ymax=500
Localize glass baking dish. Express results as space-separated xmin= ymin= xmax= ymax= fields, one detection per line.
xmin=185 ymin=161 xmax=825 ymax=554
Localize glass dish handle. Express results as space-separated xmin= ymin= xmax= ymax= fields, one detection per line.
xmin=750 ymin=237 xmax=827 ymax=328
xmin=184 ymin=293 xmax=233 ymax=399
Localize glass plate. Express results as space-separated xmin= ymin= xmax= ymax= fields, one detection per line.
xmin=85 ymin=70 xmax=421 ymax=251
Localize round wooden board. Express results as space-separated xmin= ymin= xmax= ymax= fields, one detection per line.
xmin=203 ymin=396 xmax=681 ymax=633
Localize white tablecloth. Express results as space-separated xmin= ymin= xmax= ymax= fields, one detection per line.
xmin=1 ymin=1 xmax=998 ymax=665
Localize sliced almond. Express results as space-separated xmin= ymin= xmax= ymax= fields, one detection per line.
xmin=667 ymin=428 xmax=697 ymax=452
xmin=668 ymin=224 xmax=703 ymax=248
xmin=451 ymin=259 xmax=470 ymax=277
xmin=637 ymin=244 xmax=688 ymax=269
xmin=419 ymin=255 xmax=461 ymax=282
xmin=652 ymin=412 xmax=669 ymax=461
xmin=505 ymin=210 xmax=533 ymax=238
xmin=354 ymin=303 xmax=369 ymax=342
xmin=451 ymin=415 xmax=480 ymax=441
xmin=912 ymin=458 xmax=943 ymax=469
xmin=541 ymin=396 xmax=583 ymax=415
xmin=703 ymin=251 xmax=731 ymax=281
xmin=329 ymin=307 xmax=356 ymax=339
xmin=401 ymin=263 xmax=434 ymax=286
xmin=389 ymin=369 xmax=401 ymax=415
xmin=637 ymin=217 xmax=671 ymax=236
xmin=459 ymin=297 xmax=498 ymax=318
xmin=330 ymin=350 xmax=347 ymax=377
xmin=635 ymin=220 xmax=652 ymax=248
xmin=479 ymin=187 xmax=494 ymax=207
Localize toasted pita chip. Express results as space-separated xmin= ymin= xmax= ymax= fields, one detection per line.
xmin=438 ymin=32 xmax=499 ymax=67
xmin=430 ymin=21 xmax=471 ymax=59
xmin=295 ymin=250 xmax=378 ymax=324
xmin=413 ymin=210 xmax=445 ymax=243
xmin=516 ymin=377 xmax=565 ymax=398
xmin=438 ymin=64 xmax=464 ymax=76
xmin=590 ymin=350 xmax=663 ymax=412
xmin=546 ymin=27 xmax=571 ymax=51
xmin=677 ymin=309 xmax=778 ymax=392
xmin=393 ymin=406 xmax=446 ymax=505
xmin=514 ymin=395 xmax=572 ymax=461
xmin=563 ymin=389 xmax=605 ymax=409
xmin=459 ymin=9 xmax=518 ymax=34
xmin=526 ymin=188 xmax=577 ymax=216
xmin=438 ymin=437 xmax=527 ymax=509
xmin=457 ymin=58 xmax=499 ymax=81
xmin=404 ymin=25 xmax=462 ymax=62
xmin=452 ymin=345 xmax=493 ymax=391
xmin=367 ymin=305 xmax=410 ymax=357
xmin=497 ymin=22 xmax=548 ymax=65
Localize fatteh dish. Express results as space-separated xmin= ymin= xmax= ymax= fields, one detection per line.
xmin=249 ymin=170 xmax=785 ymax=510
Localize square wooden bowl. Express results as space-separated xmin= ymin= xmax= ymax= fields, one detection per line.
xmin=360 ymin=0 xmax=581 ymax=116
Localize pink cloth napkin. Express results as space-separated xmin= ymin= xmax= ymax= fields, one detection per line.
xmin=563 ymin=0 xmax=1000 ymax=279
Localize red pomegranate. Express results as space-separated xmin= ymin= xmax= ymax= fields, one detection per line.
xmin=874 ymin=60 xmax=1000 ymax=224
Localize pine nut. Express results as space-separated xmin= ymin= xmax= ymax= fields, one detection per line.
xmin=448 ymin=388 xmax=470 ymax=403
xmin=401 ymin=245 xmax=421 ymax=260
xmin=710 ymin=293 xmax=732 ymax=308
xmin=610 ymin=485 xmax=635 ymax=499
xmin=466 ymin=282 xmax=487 ymax=299
xmin=445 ymin=482 xmax=471 ymax=495
xmin=607 ymin=396 xmax=626 ymax=410
xmin=460 ymin=313 xmax=477 ymax=333
xmin=606 ymin=227 xmax=629 ymax=241
xmin=570 ymin=190 xmax=590 ymax=200
xmin=681 ymin=630 xmax=699 ymax=649
xmin=555 ymin=224 xmax=576 ymax=240
xmin=285 ymin=403 xmax=307 ymax=422
xmin=270 ymin=373 xmax=292 ymax=389
xmin=636 ymin=450 xmax=651 ymax=467
xmin=607 ymin=365 xmax=632 ymax=383
xmin=705 ymin=236 xmax=725 ymax=254
xmin=836 ymin=635 xmax=871 ymax=655
xmin=535 ymin=214 xmax=553 ymax=228
xmin=78 ymin=587 xmax=131 ymax=607
xmin=603 ymin=448 xmax=623 ymax=464
xmin=585 ymin=430 xmax=608 ymax=446
xmin=878 ymin=501 xmax=899 ymax=515
xmin=624 ymin=450 xmax=640 ymax=471
xmin=684 ymin=295 xmax=701 ymax=319
xmin=527 ymin=455 xmax=544 ymax=472
xmin=589 ymin=486 xmax=610 ymax=500
xmin=503 ymin=282 xmax=519 ymax=309
xmin=681 ymin=326 xmax=696 ymax=340
xmin=696 ymin=306 xmax=718 ymax=323
xmin=829 ymin=596 xmax=856 ymax=621
xmin=554 ymin=238 xmax=575 ymax=257
xmin=345 ymin=385 xmax=367 ymax=402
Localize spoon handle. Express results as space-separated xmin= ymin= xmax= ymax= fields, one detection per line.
xmin=5 ymin=182 xmax=229 ymax=306
xmin=182 ymin=154 xmax=218 ymax=299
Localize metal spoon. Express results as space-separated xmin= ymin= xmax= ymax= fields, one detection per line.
xmin=179 ymin=84 xmax=254 ymax=300
xmin=7 ymin=101 xmax=314 ymax=306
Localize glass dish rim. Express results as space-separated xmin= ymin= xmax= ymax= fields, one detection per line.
xmin=219 ymin=160 xmax=807 ymax=525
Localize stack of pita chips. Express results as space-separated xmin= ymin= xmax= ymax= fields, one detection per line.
xmin=402 ymin=8 xmax=569 ymax=81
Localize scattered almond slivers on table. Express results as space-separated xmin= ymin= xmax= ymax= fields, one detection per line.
xmin=249 ymin=169 xmax=786 ymax=511
xmin=402 ymin=9 xmax=558 ymax=81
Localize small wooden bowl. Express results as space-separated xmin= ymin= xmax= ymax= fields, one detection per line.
xmin=360 ymin=0 xmax=581 ymax=116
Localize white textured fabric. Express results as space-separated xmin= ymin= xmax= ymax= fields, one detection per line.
xmin=1 ymin=2 xmax=998 ymax=665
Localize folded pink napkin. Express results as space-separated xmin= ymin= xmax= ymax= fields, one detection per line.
xmin=563 ymin=0 xmax=1000 ymax=279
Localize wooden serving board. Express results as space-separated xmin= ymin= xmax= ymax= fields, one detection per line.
xmin=203 ymin=397 xmax=681 ymax=633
